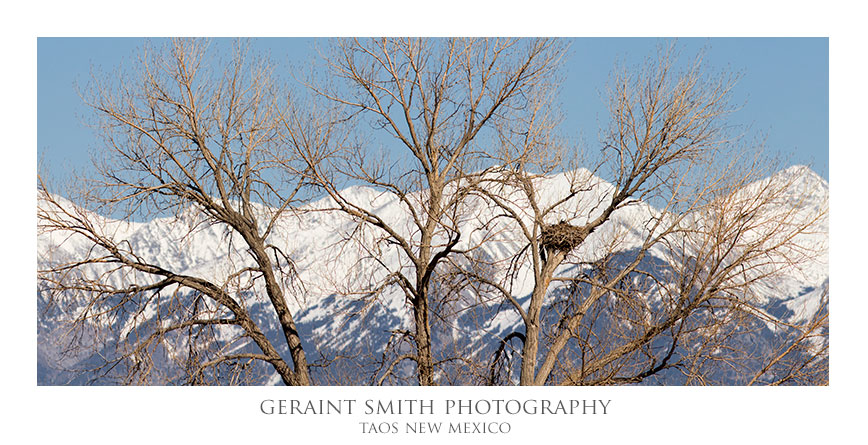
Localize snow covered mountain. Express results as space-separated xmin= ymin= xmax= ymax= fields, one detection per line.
xmin=37 ymin=166 xmax=829 ymax=385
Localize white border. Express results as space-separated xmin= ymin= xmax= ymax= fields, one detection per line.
xmin=8 ymin=1 xmax=864 ymax=442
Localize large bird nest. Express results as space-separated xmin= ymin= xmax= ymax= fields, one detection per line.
xmin=540 ymin=221 xmax=588 ymax=252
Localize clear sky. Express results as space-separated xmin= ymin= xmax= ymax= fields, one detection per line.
xmin=37 ymin=37 xmax=829 ymax=185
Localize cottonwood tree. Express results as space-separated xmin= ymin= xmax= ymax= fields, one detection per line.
xmin=38 ymin=39 xmax=827 ymax=387
xmin=38 ymin=39 xmax=316 ymax=385
xmin=287 ymin=37 xmax=567 ymax=385
xmin=471 ymin=47 xmax=828 ymax=385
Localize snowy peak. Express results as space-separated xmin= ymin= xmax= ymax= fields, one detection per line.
xmin=36 ymin=165 xmax=829 ymax=385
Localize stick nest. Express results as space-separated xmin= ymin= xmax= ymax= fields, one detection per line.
xmin=540 ymin=221 xmax=588 ymax=252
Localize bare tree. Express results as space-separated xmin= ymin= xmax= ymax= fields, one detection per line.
xmin=37 ymin=39 xmax=827 ymax=387
xmin=38 ymin=39 xmax=314 ymax=385
xmin=472 ymin=46 xmax=828 ymax=385
xmin=288 ymin=37 xmax=567 ymax=385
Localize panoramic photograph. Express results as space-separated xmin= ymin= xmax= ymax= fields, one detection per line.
xmin=37 ymin=37 xmax=829 ymax=387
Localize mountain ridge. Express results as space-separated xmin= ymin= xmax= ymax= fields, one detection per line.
xmin=37 ymin=165 xmax=829 ymax=385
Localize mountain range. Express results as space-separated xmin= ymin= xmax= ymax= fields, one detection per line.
xmin=37 ymin=165 xmax=829 ymax=385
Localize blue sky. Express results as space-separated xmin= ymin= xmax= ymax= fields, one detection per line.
xmin=37 ymin=37 xmax=829 ymax=184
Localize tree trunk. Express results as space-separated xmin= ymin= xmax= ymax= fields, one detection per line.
xmin=520 ymin=248 xmax=567 ymax=385
xmin=413 ymin=294 xmax=434 ymax=386
xmin=242 ymin=227 xmax=311 ymax=385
